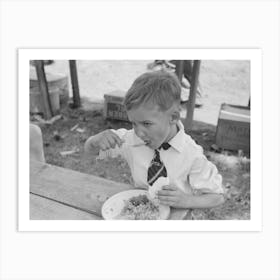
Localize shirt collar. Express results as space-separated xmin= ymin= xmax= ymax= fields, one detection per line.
xmin=168 ymin=120 xmax=185 ymax=153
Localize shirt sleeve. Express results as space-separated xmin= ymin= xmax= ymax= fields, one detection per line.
xmin=110 ymin=128 xmax=128 ymax=140
xmin=188 ymin=155 xmax=224 ymax=194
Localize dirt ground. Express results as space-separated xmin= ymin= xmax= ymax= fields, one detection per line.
xmin=31 ymin=60 xmax=250 ymax=220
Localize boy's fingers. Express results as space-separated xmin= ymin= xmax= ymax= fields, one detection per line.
xmin=158 ymin=196 xmax=176 ymax=205
xmin=106 ymin=132 xmax=122 ymax=147
xmin=100 ymin=133 xmax=124 ymax=150
xmin=162 ymin=185 xmax=177 ymax=191
xmin=157 ymin=190 xmax=175 ymax=196
xmin=99 ymin=142 xmax=109 ymax=151
xmin=107 ymin=135 xmax=118 ymax=148
xmin=160 ymin=201 xmax=172 ymax=206
xmin=112 ymin=134 xmax=124 ymax=147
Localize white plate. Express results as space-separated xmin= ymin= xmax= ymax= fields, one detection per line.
xmin=101 ymin=189 xmax=170 ymax=220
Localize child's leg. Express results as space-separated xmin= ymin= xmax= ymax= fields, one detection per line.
xmin=30 ymin=124 xmax=45 ymax=162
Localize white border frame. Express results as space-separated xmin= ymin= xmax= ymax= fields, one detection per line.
xmin=19 ymin=49 xmax=262 ymax=232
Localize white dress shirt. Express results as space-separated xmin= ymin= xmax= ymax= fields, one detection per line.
xmin=106 ymin=121 xmax=223 ymax=195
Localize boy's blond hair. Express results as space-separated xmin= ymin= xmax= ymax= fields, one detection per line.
xmin=124 ymin=70 xmax=181 ymax=112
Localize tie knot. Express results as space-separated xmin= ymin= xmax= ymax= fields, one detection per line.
xmin=159 ymin=142 xmax=171 ymax=150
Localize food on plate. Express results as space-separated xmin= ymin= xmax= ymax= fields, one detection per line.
xmin=117 ymin=194 xmax=160 ymax=220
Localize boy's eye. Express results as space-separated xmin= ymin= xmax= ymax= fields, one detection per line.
xmin=143 ymin=122 xmax=152 ymax=127
xmin=130 ymin=121 xmax=152 ymax=127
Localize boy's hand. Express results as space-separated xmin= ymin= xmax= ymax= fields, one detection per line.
xmin=157 ymin=185 xmax=190 ymax=208
xmin=157 ymin=185 xmax=225 ymax=209
xmin=84 ymin=130 xmax=124 ymax=154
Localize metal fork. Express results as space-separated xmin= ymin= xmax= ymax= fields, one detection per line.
xmin=96 ymin=142 xmax=146 ymax=160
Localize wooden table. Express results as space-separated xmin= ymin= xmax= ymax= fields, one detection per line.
xmin=30 ymin=160 xmax=189 ymax=220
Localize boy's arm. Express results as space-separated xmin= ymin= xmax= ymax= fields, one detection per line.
xmin=84 ymin=128 xmax=127 ymax=159
xmin=180 ymin=192 xmax=225 ymax=208
xmin=186 ymin=155 xmax=225 ymax=208
xmin=158 ymin=185 xmax=225 ymax=208
xmin=188 ymin=155 xmax=224 ymax=195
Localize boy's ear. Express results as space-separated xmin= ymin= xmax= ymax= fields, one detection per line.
xmin=170 ymin=110 xmax=180 ymax=124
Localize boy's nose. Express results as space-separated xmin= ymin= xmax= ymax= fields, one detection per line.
xmin=134 ymin=126 xmax=146 ymax=139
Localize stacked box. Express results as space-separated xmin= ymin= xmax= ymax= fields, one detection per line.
xmin=215 ymin=103 xmax=250 ymax=152
xmin=104 ymin=91 xmax=128 ymax=121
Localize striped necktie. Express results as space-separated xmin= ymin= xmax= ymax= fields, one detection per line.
xmin=147 ymin=143 xmax=170 ymax=186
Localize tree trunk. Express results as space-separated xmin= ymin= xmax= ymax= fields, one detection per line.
xmin=175 ymin=60 xmax=184 ymax=82
xmin=34 ymin=60 xmax=53 ymax=119
xmin=184 ymin=60 xmax=201 ymax=131
xmin=69 ymin=60 xmax=81 ymax=108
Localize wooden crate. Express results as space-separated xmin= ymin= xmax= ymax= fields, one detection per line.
xmin=104 ymin=91 xmax=129 ymax=121
xmin=215 ymin=103 xmax=250 ymax=152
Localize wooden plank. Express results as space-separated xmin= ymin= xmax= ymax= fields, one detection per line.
xmin=184 ymin=60 xmax=201 ymax=131
xmin=69 ymin=60 xmax=81 ymax=108
xmin=30 ymin=160 xmax=131 ymax=217
xmin=30 ymin=194 xmax=101 ymax=220
xmin=34 ymin=60 xmax=53 ymax=119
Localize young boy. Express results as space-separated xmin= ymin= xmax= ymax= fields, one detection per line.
xmin=84 ymin=70 xmax=224 ymax=209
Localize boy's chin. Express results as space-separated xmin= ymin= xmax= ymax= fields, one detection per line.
xmin=151 ymin=143 xmax=161 ymax=150
xmin=146 ymin=142 xmax=155 ymax=149
xmin=146 ymin=140 xmax=163 ymax=150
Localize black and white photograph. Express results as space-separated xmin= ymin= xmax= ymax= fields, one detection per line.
xmin=18 ymin=49 xmax=261 ymax=231
xmin=1 ymin=1 xmax=279 ymax=280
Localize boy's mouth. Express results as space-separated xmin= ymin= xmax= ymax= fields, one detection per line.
xmin=144 ymin=140 xmax=151 ymax=146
